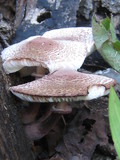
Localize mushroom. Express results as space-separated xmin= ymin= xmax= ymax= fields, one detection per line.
xmin=1 ymin=27 xmax=95 ymax=75
xmin=9 ymin=69 xmax=116 ymax=139
xmin=9 ymin=69 xmax=116 ymax=102
xmin=1 ymin=27 xmax=116 ymax=140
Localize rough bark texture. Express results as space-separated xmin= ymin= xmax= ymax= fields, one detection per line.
xmin=0 ymin=58 xmax=34 ymax=160
xmin=0 ymin=1 xmax=34 ymax=160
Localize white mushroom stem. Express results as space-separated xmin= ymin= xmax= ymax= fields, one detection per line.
xmin=19 ymin=66 xmax=48 ymax=78
xmin=52 ymin=102 xmax=72 ymax=114
xmin=31 ymin=66 xmax=49 ymax=79
xmin=19 ymin=67 xmax=36 ymax=77
xmin=22 ymin=102 xmax=72 ymax=124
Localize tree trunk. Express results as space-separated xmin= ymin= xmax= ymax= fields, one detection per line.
xmin=0 ymin=0 xmax=35 ymax=159
xmin=0 ymin=55 xmax=34 ymax=160
xmin=0 ymin=1 xmax=35 ymax=159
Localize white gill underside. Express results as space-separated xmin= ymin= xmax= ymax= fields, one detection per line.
xmin=3 ymin=57 xmax=85 ymax=74
xmin=10 ymin=85 xmax=110 ymax=102
xmin=3 ymin=59 xmax=41 ymax=74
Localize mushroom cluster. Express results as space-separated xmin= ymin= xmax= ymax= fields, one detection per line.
xmin=1 ymin=27 xmax=116 ymax=140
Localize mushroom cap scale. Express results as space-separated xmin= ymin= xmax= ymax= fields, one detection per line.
xmin=1 ymin=36 xmax=90 ymax=74
xmin=43 ymin=27 xmax=93 ymax=42
xmin=9 ymin=70 xmax=116 ymax=102
xmin=43 ymin=27 xmax=95 ymax=56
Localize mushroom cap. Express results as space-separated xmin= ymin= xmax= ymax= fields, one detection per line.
xmin=1 ymin=36 xmax=92 ymax=74
xmin=9 ymin=69 xmax=116 ymax=102
xmin=43 ymin=27 xmax=93 ymax=42
xmin=43 ymin=27 xmax=95 ymax=56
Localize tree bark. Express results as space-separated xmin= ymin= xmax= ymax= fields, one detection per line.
xmin=0 ymin=1 xmax=35 ymax=159
xmin=0 ymin=54 xmax=34 ymax=160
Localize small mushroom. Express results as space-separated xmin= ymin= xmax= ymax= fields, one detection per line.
xmin=1 ymin=28 xmax=95 ymax=74
xmin=9 ymin=69 xmax=116 ymax=102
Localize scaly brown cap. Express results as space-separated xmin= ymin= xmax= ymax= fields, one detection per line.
xmin=9 ymin=69 xmax=116 ymax=102
xmin=43 ymin=27 xmax=93 ymax=42
xmin=1 ymin=36 xmax=92 ymax=74
xmin=43 ymin=27 xmax=95 ymax=55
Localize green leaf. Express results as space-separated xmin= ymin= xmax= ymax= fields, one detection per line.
xmin=113 ymin=40 xmax=120 ymax=51
xmin=92 ymin=17 xmax=109 ymax=50
xmin=100 ymin=41 xmax=120 ymax=72
xmin=109 ymin=87 xmax=120 ymax=158
xmin=110 ymin=15 xmax=117 ymax=42
xmin=92 ymin=16 xmax=120 ymax=72
xmin=101 ymin=17 xmax=110 ymax=31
